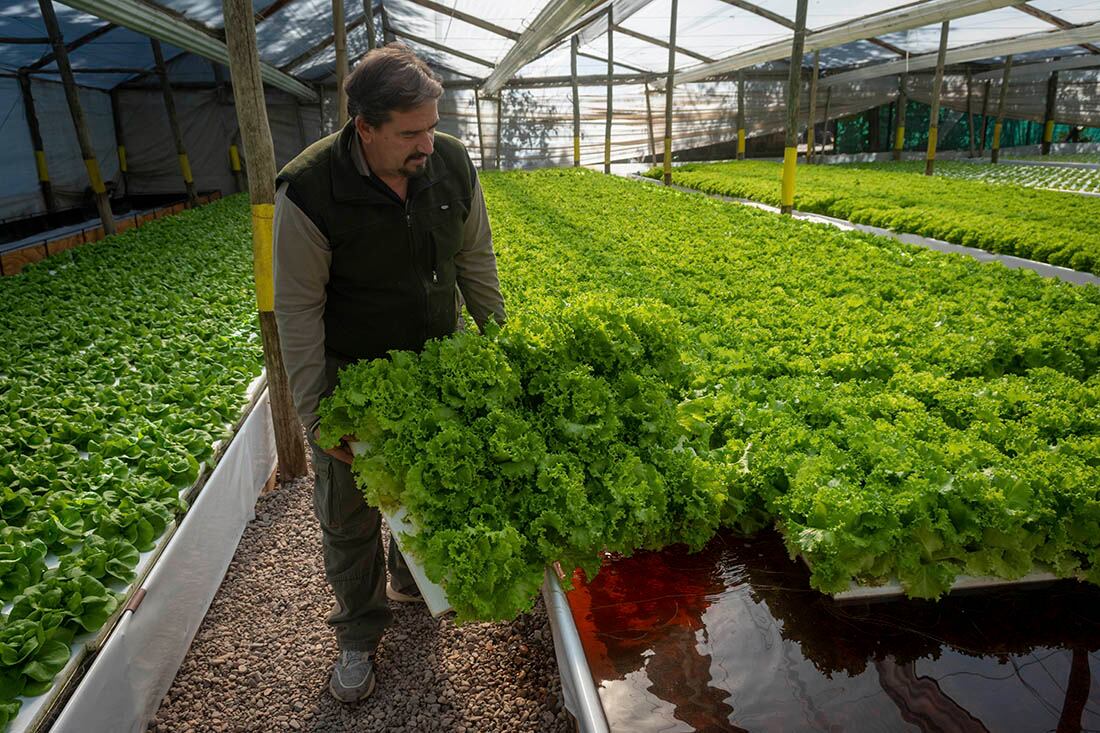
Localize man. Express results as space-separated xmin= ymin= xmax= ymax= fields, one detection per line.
xmin=272 ymin=44 xmax=505 ymax=703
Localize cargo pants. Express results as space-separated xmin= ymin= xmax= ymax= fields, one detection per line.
xmin=310 ymin=439 xmax=417 ymax=653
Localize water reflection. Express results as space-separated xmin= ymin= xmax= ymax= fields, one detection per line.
xmin=567 ymin=529 xmax=1100 ymax=732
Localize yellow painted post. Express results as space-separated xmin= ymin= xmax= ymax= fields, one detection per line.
xmin=925 ymin=21 xmax=949 ymax=176
xmin=736 ymin=70 xmax=746 ymax=160
xmin=893 ymin=75 xmax=906 ymax=161
xmin=570 ymin=35 xmax=580 ymax=167
xmin=805 ymin=51 xmax=818 ymax=163
xmin=17 ymin=71 xmax=57 ymax=216
xmin=1042 ymin=69 xmax=1058 ymax=155
xmin=229 ymin=143 xmax=244 ymax=192
xmin=780 ymin=0 xmax=808 ymax=214
xmin=604 ymin=7 xmax=613 ymax=175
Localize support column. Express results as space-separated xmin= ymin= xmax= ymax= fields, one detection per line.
xmin=966 ymin=67 xmax=975 ymax=158
xmin=805 ymin=50 xmax=819 ymax=163
xmin=604 ymin=7 xmax=613 ymax=175
xmin=17 ymin=70 xmax=58 ymax=217
xmin=644 ymin=82 xmax=657 ymax=167
xmin=925 ymin=20 xmax=949 ymax=176
xmin=39 ymin=0 xmax=115 ymax=234
xmin=571 ymin=35 xmax=580 ymax=167
xmin=362 ymin=0 xmax=376 ymax=51
xmin=294 ymin=97 xmax=308 ymax=149
xmin=821 ymin=86 xmax=831 ymax=157
xmin=474 ymin=88 xmax=486 ymax=168
xmin=736 ymin=70 xmax=746 ymax=160
xmin=495 ymin=95 xmax=502 ymax=170
xmin=109 ymin=88 xmax=128 ymax=197
xmin=991 ymin=55 xmax=1012 ymax=164
xmin=334 ymin=0 xmax=349 ymax=128
xmin=893 ymin=75 xmax=907 ymax=161
xmin=151 ymin=38 xmax=199 ymax=207
xmin=662 ymin=0 xmax=678 ymax=185
xmin=1042 ymin=69 xmax=1058 ymax=155
xmin=223 ymin=0 xmax=307 ymax=480
xmin=229 ymin=143 xmax=245 ymax=192
xmin=978 ymin=79 xmax=991 ymax=154
xmin=780 ymin=0 xmax=808 ymax=215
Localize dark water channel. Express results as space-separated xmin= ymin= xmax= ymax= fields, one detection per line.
xmin=566 ymin=529 xmax=1100 ymax=732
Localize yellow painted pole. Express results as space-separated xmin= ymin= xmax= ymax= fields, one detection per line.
xmin=925 ymin=21 xmax=949 ymax=176
xmin=991 ymin=55 xmax=1012 ymax=164
xmin=662 ymin=0 xmax=678 ymax=185
xmin=780 ymin=0 xmax=808 ymax=214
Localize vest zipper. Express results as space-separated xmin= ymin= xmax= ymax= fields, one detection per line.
xmin=406 ymin=197 xmax=432 ymax=344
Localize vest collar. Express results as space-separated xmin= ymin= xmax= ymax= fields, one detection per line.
xmin=331 ymin=119 xmax=449 ymax=204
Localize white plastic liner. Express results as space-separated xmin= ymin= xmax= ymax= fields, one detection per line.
xmin=46 ymin=386 xmax=276 ymax=733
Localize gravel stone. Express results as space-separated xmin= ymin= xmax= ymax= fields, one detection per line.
xmin=147 ymin=450 xmax=574 ymax=732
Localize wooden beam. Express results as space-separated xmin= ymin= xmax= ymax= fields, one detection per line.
xmin=893 ymin=74 xmax=906 ymax=160
xmin=110 ymin=88 xmax=129 ymax=196
xmin=780 ymin=0 xmax=808 ymax=214
xmin=644 ymin=82 xmax=657 ymax=166
xmin=978 ymin=78 xmax=991 ymax=153
xmin=29 ymin=22 xmax=116 ymax=70
xmin=867 ymin=37 xmax=908 ymax=56
xmin=38 ymin=0 xmax=115 ymax=235
xmin=604 ymin=7 xmax=613 ymax=174
xmin=736 ymin=69 xmax=745 ymax=159
xmin=612 ymin=24 xmax=714 ymax=64
xmin=966 ymin=66 xmax=975 ymax=158
xmin=1042 ymin=68 xmax=1058 ymax=154
xmin=662 ymin=0 xmax=678 ymax=185
xmin=716 ymin=0 xmax=793 ymax=29
xmin=363 ymin=0 xmax=377 ymax=50
xmin=577 ymin=51 xmax=651 ymax=75
xmin=403 ymin=0 xmax=519 ymax=40
xmin=255 ymin=0 xmax=298 ymax=23
xmin=571 ymin=35 xmax=580 ymax=167
xmin=24 ymin=66 xmax=151 ymax=74
xmin=223 ymin=0 xmax=308 ymax=480
xmin=387 ymin=28 xmax=497 ymax=68
xmin=474 ymin=87 xmax=486 ymax=168
xmin=805 ymin=49 xmax=819 ymax=163
xmin=925 ymin=20 xmax=949 ymax=176
xmin=820 ymin=85 xmax=831 ymax=157
xmin=3 ymin=36 xmax=50 ymax=44
xmin=1014 ymin=3 xmax=1100 ymax=55
xmin=151 ymin=38 xmax=199 ymax=205
xmin=991 ymin=54 xmax=1012 ymax=164
xmin=334 ymin=0 xmax=348 ymax=127
xmin=17 ymin=71 xmax=58 ymax=216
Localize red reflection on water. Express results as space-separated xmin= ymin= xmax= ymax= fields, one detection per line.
xmin=566 ymin=529 xmax=1100 ymax=733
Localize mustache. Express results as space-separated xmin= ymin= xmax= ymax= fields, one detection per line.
xmin=406 ymin=153 xmax=428 ymax=162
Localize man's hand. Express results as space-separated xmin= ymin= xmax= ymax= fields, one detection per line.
xmin=316 ymin=429 xmax=357 ymax=465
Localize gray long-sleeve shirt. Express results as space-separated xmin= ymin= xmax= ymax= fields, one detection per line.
xmin=273 ymin=137 xmax=505 ymax=435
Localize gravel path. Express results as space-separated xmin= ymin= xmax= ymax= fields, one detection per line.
xmin=148 ymin=456 xmax=574 ymax=733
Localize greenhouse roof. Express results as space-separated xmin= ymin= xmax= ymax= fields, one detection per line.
xmin=1 ymin=0 xmax=1099 ymax=99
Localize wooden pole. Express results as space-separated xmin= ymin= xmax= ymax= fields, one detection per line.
xmin=151 ymin=38 xmax=199 ymax=207
xmin=736 ymin=69 xmax=745 ymax=160
xmin=925 ymin=20 xmax=949 ymax=176
xmin=644 ymin=82 xmax=657 ymax=167
xmin=780 ymin=0 xmax=808 ymax=215
xmin=362 ymin=0 xmax=376 ymax=51
xmin=991 ymin=55 xmax=1012 ymax=164
xmin=223 ymin=0 xmax=308 ymax=480
xmin=571 ymin=35 xmax=580 ymax=167
xmin=495 ymin=95 xmax=502 ymax=170
xmin=966 ymin=67 xmax=975 ymax=158
xmin=893 ymin=74 xmax=907 ymax=161
xmin=333 ymin=0 xmax=349 ymax=128
xmin=1042 ymin=69 xmax=1058 ymax=155
xmin=805 ymin=50 xmax=819 ymax=163
xmin=662 ymin=0 xmax=678 ymax=185
xmin=294 ymin=97 xmax=308 ymax=149
xmin=109 ymin=88 xmax=129 ymax=197
xmin=38 ymin=0 xmax=116 ymax=235
xmin=978 ymin=79 xmax=991 ymax=154
xmin=474 ymin=88 xmax=486 ymax=168
xmin=17 ymin=70 xmax=58 ymax=217
xmin=604 ymin=7 xmax=613 ymax=174
xmin=229 ymin=142 xmax=245 ymax=192
xmin=820 ymin=86 xmax=831 ymax=157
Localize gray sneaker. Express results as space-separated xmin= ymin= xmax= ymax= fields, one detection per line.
xmin=328 ymin=650 xmax=376 ymax=703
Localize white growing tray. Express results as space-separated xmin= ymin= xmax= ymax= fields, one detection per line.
xmin=347 ymin=442 xmax=452 ymax=617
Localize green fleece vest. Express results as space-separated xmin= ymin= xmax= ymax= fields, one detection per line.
xmin=277 ymin=121 xmax=476 ymax=362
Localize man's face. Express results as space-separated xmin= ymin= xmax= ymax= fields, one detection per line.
xmin=356 ymin=100 xmax=439 ymax=179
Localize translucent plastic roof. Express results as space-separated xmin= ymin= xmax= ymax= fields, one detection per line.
xmin=2 ymin=0 xmax=1099 ymax=94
